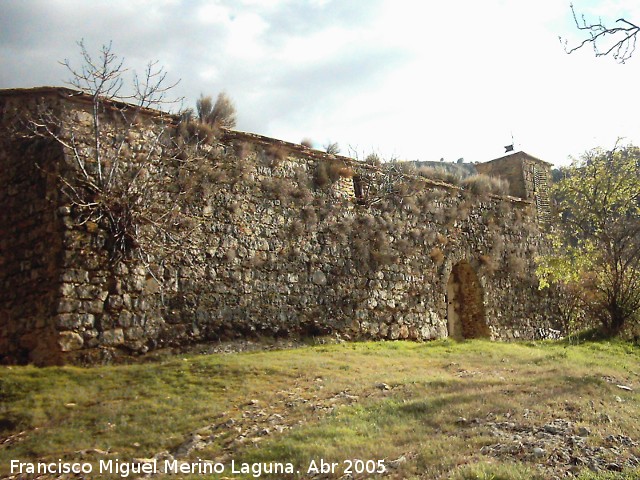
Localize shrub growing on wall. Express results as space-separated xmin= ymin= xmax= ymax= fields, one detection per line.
xmin=461 ymin=174 xmax=510 ymax=196
xmin=417 ymin=166 xmax=462 ymax=186
xmin=196 ymin=92 xmax=237 ymax=129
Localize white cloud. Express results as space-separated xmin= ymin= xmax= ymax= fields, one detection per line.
xmin=196 ymin=3 xmax=231 ymax=25
xmin=1 ymin=0 xmax=639 ymax=165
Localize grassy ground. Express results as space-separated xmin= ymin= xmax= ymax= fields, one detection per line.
xmin=1 ymin=339 xmax=639 ymax=479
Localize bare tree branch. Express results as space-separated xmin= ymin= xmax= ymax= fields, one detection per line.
xmin=60 ymin=39 xmax=127 ymax=100
xmin=132 ymin=60 xmax=182 ymax=109
xmin=561 ymin=4 xmax=640 ymax=63
xmin=22 ymin=40 xmax=211 ymax=271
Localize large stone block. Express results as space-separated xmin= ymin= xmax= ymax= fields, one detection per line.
xmin=100 ymin=328 xmax=125 ymax=346
xmin=58 ymin=331 xmax=84 ymax=351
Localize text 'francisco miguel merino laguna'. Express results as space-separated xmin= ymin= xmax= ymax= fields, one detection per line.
xmin=10 ymin=459 xmax=298 ymax=477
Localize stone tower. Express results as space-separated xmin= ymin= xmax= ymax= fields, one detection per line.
xmin=476 ymin=151 xmax=552 ymax=224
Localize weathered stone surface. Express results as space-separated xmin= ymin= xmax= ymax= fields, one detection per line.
xmin=0 ymin=87 xmax=563 ymax=366
xmin=57 ymin=299 xmax=81 ymax=314
xmin=312 ymin=271 xmax=327 ymax=286
xmin=61 ymin=269 xmax=90 ymax=283
xmin=100 ymin=328 xmax=125 ymax=346
xmin=58 ymin=331 xmax=84 ymax=351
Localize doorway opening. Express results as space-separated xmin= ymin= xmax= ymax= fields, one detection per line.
xmin=446 ymin=261 xmax=490 ymax=340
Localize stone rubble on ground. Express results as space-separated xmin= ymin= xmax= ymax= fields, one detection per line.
xmin=477 ymin=417 xmax=640 ymax=477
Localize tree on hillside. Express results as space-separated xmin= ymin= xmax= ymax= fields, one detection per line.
xmin=538 ymin=144 xmax=640 ymax=335
xmin=562 ymin=4 xmax=640 ymax=63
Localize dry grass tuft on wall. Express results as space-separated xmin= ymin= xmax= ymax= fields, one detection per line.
xmin=233 ymin=141 xmax=252 ymax=160
xmin=507 ymin=254 xmax=527 ymax=279
xmin=313 ymin=160 xmax=353 ymax=189
xmin=290 ymin=219 xmax=305 ymax=237
xmin=417 ymin=166 xmax=462 ymax=186
xmin=364 ymin=153 xmax=382 ymax=167
xmin=197 ymin=92 xmax=237 ymax=129
xmin=479 ymin=254 xmax=497 ymax=275
xmin=462 ymin=174 xmax=510 ymax=196
xmin=176 ymin=119 xmax=220 ymax=146
xmin=324 ymin=142 xmax=341 ymax=155
xmin=265 ymin=144 xmax=288 ymax=168
xmin=430 ymin=247 xmax=445 ymax=266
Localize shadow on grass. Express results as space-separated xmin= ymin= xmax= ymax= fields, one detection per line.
xmin=562 ymin=327 xmax=613 ymax=344
xmin=3 ymin=339 xmax=640 ymax=479
xmin=229 ymin=363 xmax=639 ymax=478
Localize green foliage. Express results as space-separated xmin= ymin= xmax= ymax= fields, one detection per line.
xmin=538 ymin=144 xmax=640 ymax=334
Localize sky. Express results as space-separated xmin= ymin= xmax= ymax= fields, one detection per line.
xmin=2 ymin=0 xmax=640 ymax=167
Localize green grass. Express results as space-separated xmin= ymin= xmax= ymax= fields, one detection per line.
xmin=1 ymin=339 xmax=640 ymax=479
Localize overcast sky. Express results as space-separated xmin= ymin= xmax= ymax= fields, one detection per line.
xmin=2 ymin=0 xmax=640 ymax=166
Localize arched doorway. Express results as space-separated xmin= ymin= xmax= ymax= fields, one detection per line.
xmin=446 ymin=261 xmax=490 ymax=340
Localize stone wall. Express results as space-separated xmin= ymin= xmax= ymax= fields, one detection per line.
xmin=0 ymin=88 xmax=562 ymax=365
xmin=476 ymin=152 xmax=552 ymax=223
xmin=0 ymin=134 xmax=65 ymax=364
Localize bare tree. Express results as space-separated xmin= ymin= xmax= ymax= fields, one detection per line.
xmin=561 ymin=4 xmax=640 ymax=63
xmin=21 ymin=40 xmax=215 ymax=271
xmin=132 ymin=60 xmax=181 ymax=109
xmin=61 ymin=39 xmax=181 ymax=108
xmin=55 ymin=39 xmax=182 ymax=187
